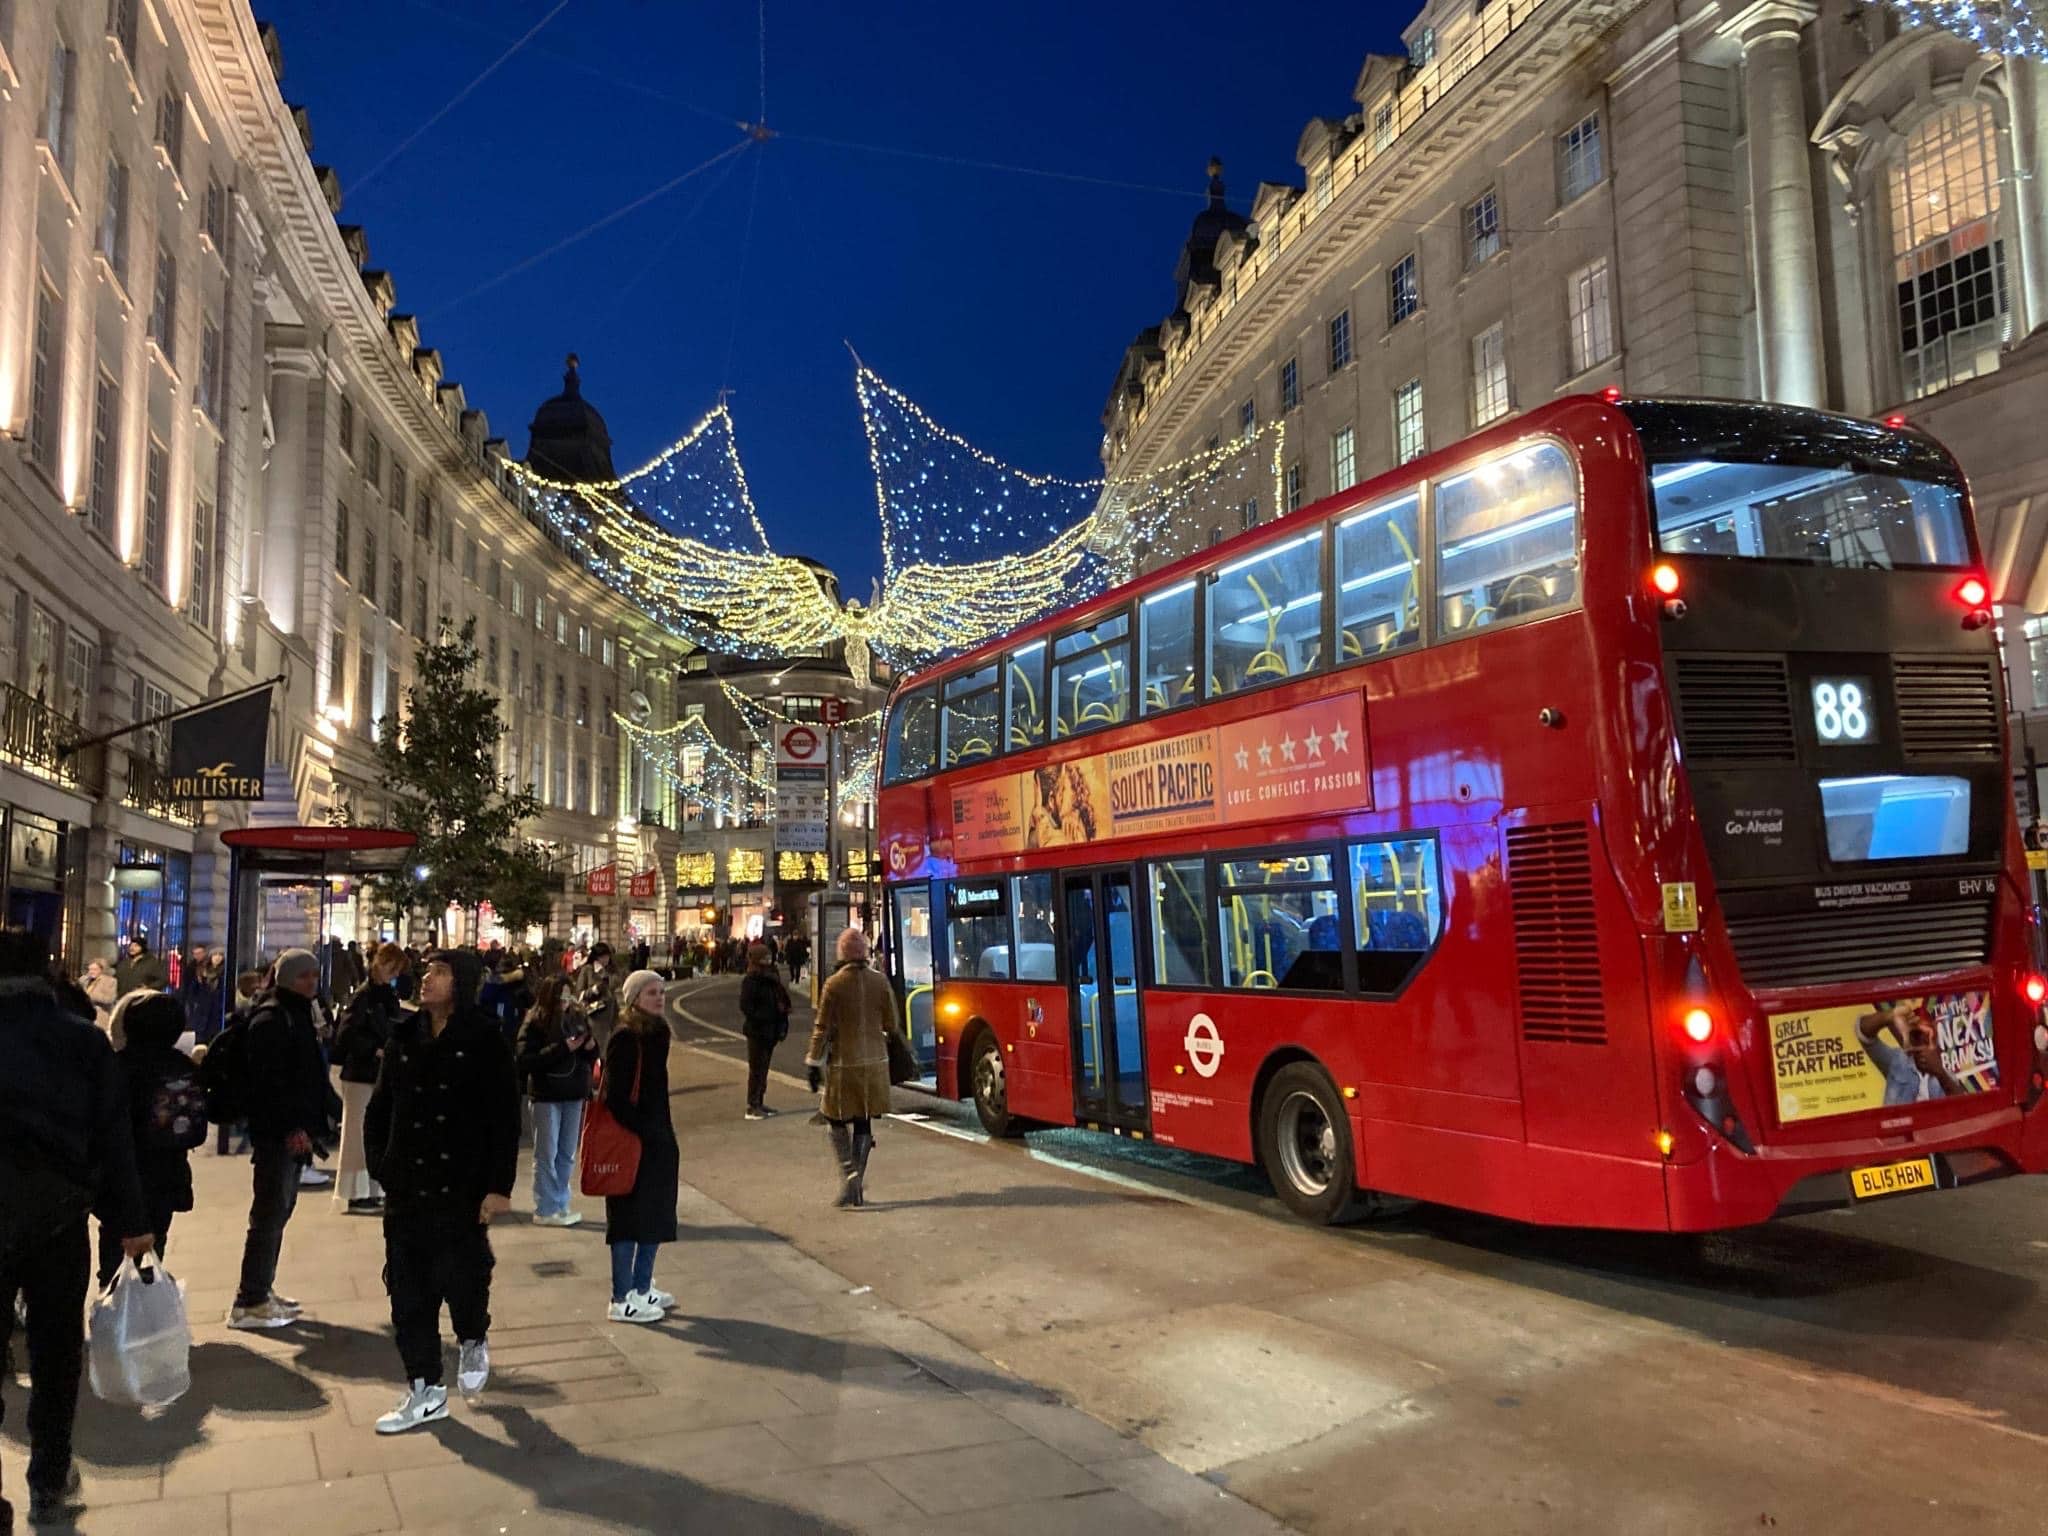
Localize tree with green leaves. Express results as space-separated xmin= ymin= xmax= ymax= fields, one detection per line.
xmin=487 ymin=840 xmax=558 ymax=937
xmin=369 ymin=619 xmax=540 ymax=938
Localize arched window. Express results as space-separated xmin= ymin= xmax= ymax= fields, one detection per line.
xmin=1889 ymin=100 xmax=2010 ymax=399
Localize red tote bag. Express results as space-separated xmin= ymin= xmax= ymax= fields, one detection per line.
xmin=578 ymin=1045 xmax=642 ymax=1197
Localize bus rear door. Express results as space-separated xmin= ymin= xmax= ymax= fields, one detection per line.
xmin=1061 ymin=867 xmax=1149 ymax=1133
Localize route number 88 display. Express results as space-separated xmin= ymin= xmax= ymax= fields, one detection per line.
xmin=1811 ymin=678 xmax=1873 ymax=744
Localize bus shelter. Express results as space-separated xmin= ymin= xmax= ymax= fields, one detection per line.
xmin=219 ymin=826 xmax=418 ymax=1014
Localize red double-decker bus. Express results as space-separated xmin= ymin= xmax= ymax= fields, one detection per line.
xmin=875 ymin=395 xmax=2048 ymax=1230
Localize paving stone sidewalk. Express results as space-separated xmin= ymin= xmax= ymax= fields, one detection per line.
xmin=3 ymin=1104 xmax=1294 ymax=1535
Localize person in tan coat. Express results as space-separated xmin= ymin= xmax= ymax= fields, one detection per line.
xmin=804 ymin=928 xmax=900 ymax=1208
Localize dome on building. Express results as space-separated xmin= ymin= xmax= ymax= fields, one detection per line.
xmin=1172 ymin=158 xmax=1250 ymax=310
xmin=525 ymin=352 xmax=617 ymax=483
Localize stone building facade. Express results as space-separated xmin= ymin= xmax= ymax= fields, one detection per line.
xmin=0 ymin=0 xmax=689 ymax=967
xmin=1102 ymin=0 xmax=2048 ymax=792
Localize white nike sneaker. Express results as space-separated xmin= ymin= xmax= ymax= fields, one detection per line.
xmin=607 ymin=1292 xmax=663 ymax=1324
xmin=457 ymin=1338 xmax=489 ymax=1399
xmin=375 ymin=1380 xmax=449 ymax=1434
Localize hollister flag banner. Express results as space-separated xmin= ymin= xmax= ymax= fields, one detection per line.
xmin=164 ymin=687 xmax=271 ymax=800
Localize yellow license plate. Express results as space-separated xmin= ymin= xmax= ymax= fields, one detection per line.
xmin=1848 ymin=1158 xmax=1937 ymax=1200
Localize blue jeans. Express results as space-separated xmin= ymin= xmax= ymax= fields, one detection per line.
xmin=609 ymin=1240 xmax=659 ymax=1302
xmin=530 ymin=1099 xmax=585 ymax=1218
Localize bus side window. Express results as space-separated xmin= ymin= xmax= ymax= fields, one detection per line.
xmin=1140 ymin=580 xmax=1197 ymax=713
xmin=946 ymin=881 xmax=1013 ymax=980
xmin=1350 ymin=836 xmax=1443 ymax=994
xmin=1208 ymin=530 xmax=1323 ymax=696
xmin=1436 ymin=440 xmax=1578 ymax=635
xmin=1010 ymin=871 xmax=1058 ymax=980
xmin=942 ymin=662 xmax=1000 ymax=767
xmin=1215 ymin=852 xmax=1343 ymax=990
xmin=884 ymin=686 xmax=938 ymax=783
xmin=1146 ymin=858 xmax=1212 ymax=986
xmin=1052 ymin=611 xmax=1131 ymax=738
xmin=1006 ymin=640 xmax=1048 ymax=752
xmin=1335 ymin=491 xmax=1422 ymax=661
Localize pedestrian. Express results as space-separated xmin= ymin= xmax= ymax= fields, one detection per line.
xmin=115 ymin=935 xmax=165 ymax=995
xmin=517 ymin=974 xmax=597 ymax=1226
xmin=182 ymin=946 xmax=221 ymax=1043
xmin=364 ymin=949 xmax=519 ymax=1433
xmin=227 ymin=948 xmax=331 ymax=1330
xmin=784 ymin=931 xmax=810 ymax=986
xmin=0 ymin=926 xmax=153 ymax=1529
xmin=739 ymin=944 xmax=791 ymax=1120
xmin=332 ymin=942 xmax=405 ymax=1214
xmin=601 ymin=970 xmax=678 ymax=1323
xmin=96 ymin=990 xmax=202 ymax=1286
xmin=574 ymin=942 xmax=621 ymax=1048
xmin=83 ymin=956 xmax=118 ymax=1033
xmin=804 ymin=928 xmax=902 ymax=1209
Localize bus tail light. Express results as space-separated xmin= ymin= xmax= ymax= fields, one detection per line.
xmin=2025 ymin=973 xmax=2046 ymax=1007
xmin=1650 ymin=563 xmax=1681 ymax=597
xmin=1675 ymin=956 xmax=1755 ymax=1153
xmin=1681 ymin=1007 xmax=1714 ymax=1044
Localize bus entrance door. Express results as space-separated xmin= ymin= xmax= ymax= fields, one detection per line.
xmin=1061 ymin=868 xmax=1149 ymax=1132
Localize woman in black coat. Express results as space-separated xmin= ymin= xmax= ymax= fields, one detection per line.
xmin=332 ymin=943 xmax=405 ymax=1213
xmin=737 ymin=943 xmax=791 ymax=1119
xmin=602 ymin=970 xmax=678 ymax=1323
xmin=99 ymin=991 xmax=200 ymax=1285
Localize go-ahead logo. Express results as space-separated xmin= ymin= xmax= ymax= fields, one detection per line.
xmin=1184 ymin=1012 xmax=1224 ymax=1077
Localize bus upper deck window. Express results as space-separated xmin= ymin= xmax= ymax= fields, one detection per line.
xmin=1336 ymin=491 xmax=1422 ymax=662
xmin=1436 ymin=441 xmax=1578 ymax=635
xmin=1052 ymin=612 xmax=1131 ymax=739
xmin=1140 ymin=580 xmax=1197 ymax=714
xmin=942 ymin=663 xmax=1000 ymax=767
xmin=884 ymin=686 xmax=938 ymax=783
xmin=1006 ymin=640 xmax=1048 ymax=752
xmin=1208 ymin=530 xmax=1324 ymax=696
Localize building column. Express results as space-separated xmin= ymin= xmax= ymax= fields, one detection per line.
xmin=1733 ymin=2 xmax=1826 ymax=407
xmin=259 ymin=347 xmax=317 ymax=638
xmin=2007 ymin=58 xmax=2048 ymax=339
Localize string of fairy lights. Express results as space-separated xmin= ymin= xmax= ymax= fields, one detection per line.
xmin=1886 ymin=1 xmax=2048 ymax=59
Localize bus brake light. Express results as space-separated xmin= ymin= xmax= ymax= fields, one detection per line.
xmin=2024 ymin=973 xmax=2046 ymax=1007
xmin=1650 ymin=563 xmax=1681 ymax=597
xmin=1955 ymin=575 xmax=1989 ymax=609
xmin=1681 ymin=1007 xmax=1715 ymax=1044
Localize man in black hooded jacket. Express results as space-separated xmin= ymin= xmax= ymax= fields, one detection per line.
xmin=364 ymin=948 xmax=520 ymax=1433
xmin=0 ymin=928 xmax=153 ymax=1528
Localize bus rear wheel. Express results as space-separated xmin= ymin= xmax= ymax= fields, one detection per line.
xmin=1258 ymin=1062 xmax=1374 ymax=1224
xmin=969 ymin=1030 xmax=1021 ymax=1139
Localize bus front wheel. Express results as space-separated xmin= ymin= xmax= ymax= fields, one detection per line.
xmin=1258 ymin=1062 xmax=1374 ymax=1224
xmin=969 ymin=1030 xmax=1021 ymax=1139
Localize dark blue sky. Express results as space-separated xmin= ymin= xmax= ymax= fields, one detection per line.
xmin=263 ymin=0 xmax=1413 ymax=593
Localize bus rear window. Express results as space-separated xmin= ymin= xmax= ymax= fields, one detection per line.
xmin=884 ymin=686 xmax=937 ymax=784
xmin=1650 ymin=460 xmax=1969 ymax=569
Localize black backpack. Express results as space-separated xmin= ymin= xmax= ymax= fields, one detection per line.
xmin=200 ymin=1015 xmax=250 ymax=1124
xmin=145 ymin=1058 xmax=209 ymax=1152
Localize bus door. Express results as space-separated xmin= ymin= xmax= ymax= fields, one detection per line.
xmin=889 ymin=882 xmax=937 ymax=1070
xmin=1061 ymin=867 xmax=1148 ymax=1131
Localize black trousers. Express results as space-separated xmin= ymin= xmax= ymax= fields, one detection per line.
xmin=743 ymin=1024 xmax=779 ymax=1108
xmin=383 ymin=1206 xmax=494 ymax=1386
xmin=96 ymin=1199 xmax=175 ymax=1287
xmin=0 ymin=1215 xmax=90 ymax=1495
xmin=235 ymin=1138 xmax=303 ymax=1307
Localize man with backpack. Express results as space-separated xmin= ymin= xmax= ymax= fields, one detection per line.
xmin=0 ymin=927 xmax=153 ymax=1529
xmin=98 ymin=991 xmax=204 ymax=1285
xmin=223 ymin=950 xmax=331 ymax=1330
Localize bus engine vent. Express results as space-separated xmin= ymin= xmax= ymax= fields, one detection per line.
xmin=1895 ymin=657 xmax=2001 ymax=758
xmin=1724 ymin=897 xmax=1994 ymax=990
xmin=1671 ymin=655 xmax=1796 ymax=762
xmin=1505 ymin=822 xmax=1606 ymax=1046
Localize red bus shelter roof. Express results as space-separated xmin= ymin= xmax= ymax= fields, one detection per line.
xmin=221 ymin=825 xmax=418 ymax=877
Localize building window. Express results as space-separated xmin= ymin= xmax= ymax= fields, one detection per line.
xmin=1313 ymin=163 xmax=1334 ymax=212
xmin=355 ymin=648 xmax=375 ymax=737
xmin=1280 ymin=356 xmax=1300 ymax=411
xmin=88 ymin=372 xmax=119 ymax=536
xmin=156 ymin=91 xmax=185 ymax=176
xmin=1240 ymin=497 xmax=1259 ymax=531
xmin=1372 ymin=100 xmax=1395 ymax=153
xmin=148 ymin=246 xmax=175 ymax=362
xmin=418 ymin=495 xmax=433 ymax=546
xmin=575 ymin=756 xmax=591 ymax=813
xmin=390 ymin=460 xmax=407 ymax=516
xmin=414 ymin=578 xmax=429 ymax=640
xmin=486 ymin=633 xmax=500 ymax=685
xmin=202 ymin=174 xmax=227 ymax=253
xmin=64 ymin=633 xmax=98 ymax=725
xmin=109 ymin=0 xmax=140 ymax=71
xmin=188 ymin=500 xmax=214 ymax=631
xmin=512 ymin=576 xmax=525 ymax=619
xmin=601 ymin=633 xmax=615 ymax=668
xmin=1331 ymin=425 xmax=1358 ymax=493
xmin=384 ymin=666 xmax=401 ymax=737
xmin=532 ymin=660 xmax=544 ymax=711
xmin=365 ymin=433 xmax=382 ymax=491
xmin=1891 ymin=100 xmax=2010 ymax=400
xmin=98 ymin=157 xmax=129 ymax=283
xmin=554 ymin=610 xmax=567 ymax=646
xmin=1239 ymin=397 xmax=1256 ymax=441
xmin=197 ymin=319 xmax=223 ymax=424
xmin=576 ymin=622 xmax=589 ymax=656
xmin=439 ymin=519 xmax=453 ymax=563
xmin=1471 ymin=322 xmax=1510 ymax=426
xmin=328 ymin=630 xmax=347 ymax=711
xmin=1567 ymin=257 xmax=1615 ymax=374
xmin=1388 ymin=253 xmax=1419 ymax=327
xmin=1559 ymin=112 xmax=1603 ymax=204
xmin=553 ymin=673 xmax=566 ymax=718
xmin=1409 ymin=25 xmax=1435 ymax=66
xmin=1465 ymin=189 xmax=1500 ymax=267
xmin=28 ymin=277 xmax=61 ymax=472
xmin=464 ymin=537 xmax=479 ymax=583
xmin=1393 ymin=379 xmax=1425 ymax=465
xmin=335 ymin=502 xmax=350 ymax=578
xmin=1328 ymin=310 xmax=1352 ymax=372
xmin=372 ymin=537 xmax=387 ymax=608
xmin=551 ymin=754 xmax=567 ymax=807
xmin=337 ymin=394 xmax=355 ymax=457
xmin=575 ymin=684 xmax=589 ymax=727
xmin=1285 ymin=462 xmax=1304 ymax=513
xmin=141 ymin=439 xmax=168 ymax=593
xmin=42 ymin=37 xmax=76 ymax=182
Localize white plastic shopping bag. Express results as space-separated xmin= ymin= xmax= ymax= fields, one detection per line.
xmin=88 ymin=1254 xmax=190 ymax=1409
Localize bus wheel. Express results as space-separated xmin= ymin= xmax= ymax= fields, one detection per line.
xmin=969 ymin=1030 xmax=1020 ymax=1139
xmin=1259 ymin=1062 xmax=1371 ymax=1224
